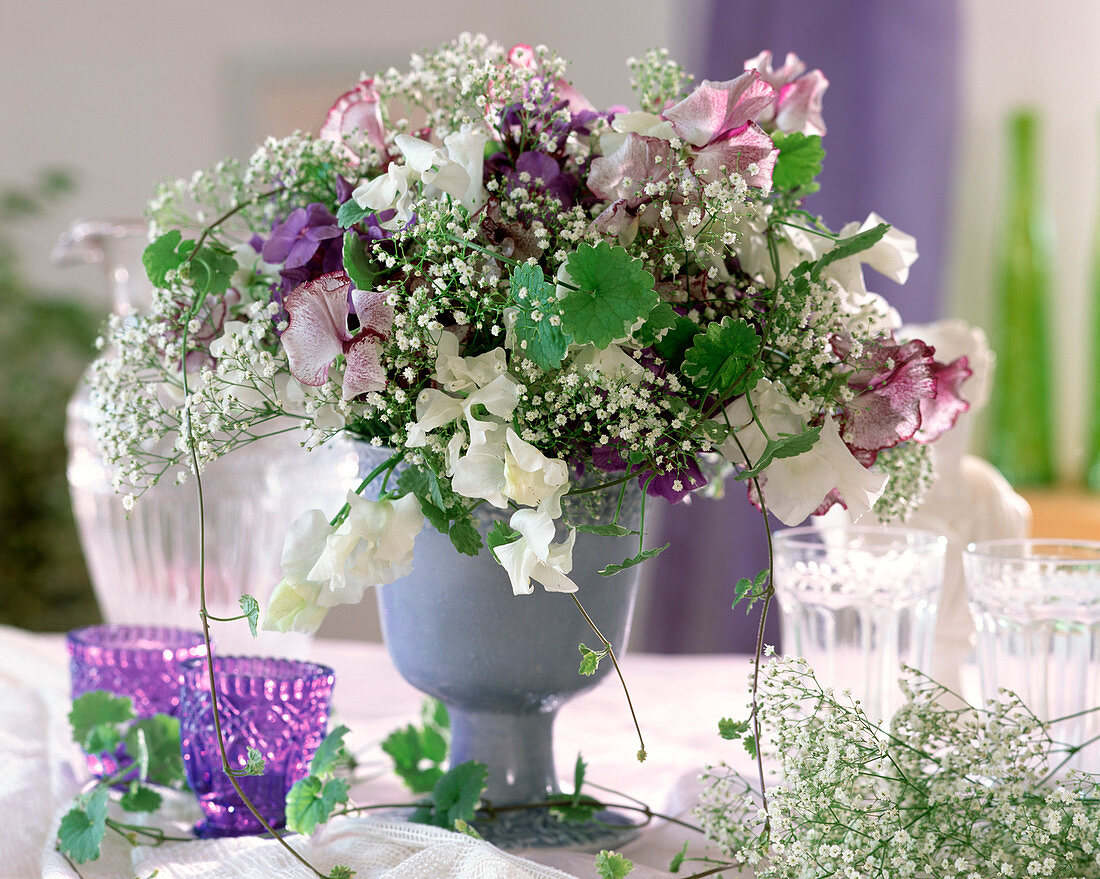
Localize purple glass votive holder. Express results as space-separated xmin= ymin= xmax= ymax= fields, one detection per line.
xmin=67 ymin=624 xmax=207 ymax=777
xmin=178 ymin=655 xmax=334 ymax=838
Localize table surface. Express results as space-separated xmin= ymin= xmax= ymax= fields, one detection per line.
xmin=0 ymin=626 xmax=756 ymax=879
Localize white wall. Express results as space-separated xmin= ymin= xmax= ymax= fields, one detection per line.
xmin=949 ymin=0 xmax=1100 ymax=480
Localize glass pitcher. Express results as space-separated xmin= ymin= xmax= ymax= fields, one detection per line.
xmin=56 ymin=220 xmax=355 ymax=656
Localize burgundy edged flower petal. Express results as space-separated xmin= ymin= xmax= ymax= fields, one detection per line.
xmin=281 ymin=272 xmax=354 ymax=387
xmin=842 ymin=339 xmax=937 ymax=452
xmin=319 ymin=79 xmax=387 ymax=158
xmin=663 ymin=71 xmax=776 ymax=147
xmin=914 ymin=355 xmax=972 ymax=443
xmin=692 ymin=122 xmax=778 ymax=189
xmin=342 ymin=336 xmax=387 ymax=399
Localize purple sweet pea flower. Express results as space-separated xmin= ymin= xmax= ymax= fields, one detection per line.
xmin=590 ymin=443 xmax=707 ymax=504
xmin=262 ymin=204 xmax=342 ymax=270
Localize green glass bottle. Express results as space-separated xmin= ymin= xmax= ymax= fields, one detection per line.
xmin=1087 ymin=119 xmax=1100 ymax=490
xmin=988 ymin=110 xmax=1056 ymax=486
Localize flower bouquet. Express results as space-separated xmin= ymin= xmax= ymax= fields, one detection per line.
xmin=89 ymin=34 xmax=969 ymax=637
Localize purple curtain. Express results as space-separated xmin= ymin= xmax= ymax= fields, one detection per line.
xmin=636 ymin=1 xmax=960 ymax=653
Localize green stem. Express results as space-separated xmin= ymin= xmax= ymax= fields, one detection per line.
xmin=570 ymin=593 xmax=647 ymax=761
xmin=728 ymin=429 xmax=773 ymax=829
xmin=179 ymin=322 xmax=326 ymax=879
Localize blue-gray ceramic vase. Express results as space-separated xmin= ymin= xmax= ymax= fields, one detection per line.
xmin=369 ymin=451 xmax=643 ymax=849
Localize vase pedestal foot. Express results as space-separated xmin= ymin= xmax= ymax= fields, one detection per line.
xmin=469 ymin=806 xmax=642 ymax=852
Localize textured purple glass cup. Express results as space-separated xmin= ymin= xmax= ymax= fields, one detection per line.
xmin=178 ymin=655 xmax=334 ymax=837
xmin=67 ymin=624 xmax=207 ymax=776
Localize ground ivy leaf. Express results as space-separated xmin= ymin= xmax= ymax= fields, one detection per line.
xmin=69 ymin=690 xmax=135 ymax=749
xmin=337 ymin=198 xmax=372 ymax=228
xmin=573 ymin=523 xmax=637 ymax=537
xmin=633 ymin=300 xmax=678 ymax=348
xmin=422 ymin=697 xmax=449 ymax=732
xmin=230 ymin=746 xmax=266 ymax=776
xmin=509 ymin=262 xmax=571 ymax=370
xmin=83 ymin=724 xmax=121 ymax=756
xmin=120 ymin=782 xmax=162 ymax=814
xmin=578 ymin=644 xmax=606 ymax=676
xmin=681 ymin=316 xmax=761 ymax=395
xmin=771 ymin=132 xmax=825 ymax=192
xmin=452 ymin=818 xmax=483 ymax=838
xmin=183 ymin=244 xmax=237 ymax=298
xmin=428 ymin=761 xmax=488 ymax=828
xmin=310 ymin=724 xmax=351 ymax=777
xmin=669 ymin=840 xmax=689 ymax=872
xmin=733 ymin=577 xmax=755 ymax=610
xmin=737 ymin=426 xmax=822 ymax=480
xmin=383 ymin=724 xmax=446 ymax=794
xmin=560 ymin=242 xmax=658 ymax=348
xmin=58 ymin=786 xmax=109 ymax=863
xmin=124 ymin=715 xmax=185 ymax=788
xmin=653 ymin=315 xmax=700 ymax=370
xmin=572 ymin=753 xmax=587 ymax=800
xmin=813 ymin=223 xmax=890 ymax=277
xmin=286 ymin=775 xmax=350 ymax=835
xmin=448 ymin=518 xmax=482 ymax=557
xmin=598 ymin=543 xmax=670 ymax=576
xmin=595 ymin=850 xmax=635 ymax=879
xmin=486 ymin=520 xmax=521 ymax=553
xmin=239 ymin=594 xmax=260 ymax=638
xmin=342 ymin=230 xmax=381 ymax=291
xmin=397 ymin=465 xmax=447 ymax=513
xmin=142 ymin=230 xmax=191 ymax=288
xmin=547 ymin=792 xmax=602 ymax=824
xmin=718 ymin=717 xmax=750 ymax=741
xmin=420 ymin=726 xmax=449 ymax=765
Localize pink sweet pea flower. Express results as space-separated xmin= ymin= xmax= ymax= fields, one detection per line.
xmin=840 ymin=337 xmax=938 ymax=453
xmin=913 ymin=354 xmax=972 ymax=444
xmin=744 ymin=50 xmax=828 ymax=136
xmin=662 ymin=71 xmax=779 ymax=189
xmin=320 ymin=78 xmax=388 ymax=162
xmin=281 ymin=271 xmax=394 ymax=400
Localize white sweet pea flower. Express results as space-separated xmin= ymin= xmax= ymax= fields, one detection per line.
xmin=443 ymin=124 xmax=489 ymax=211
xmin=571 ymin=342 xmax=649 ymax=384
xmin=492 ymin=509 xmax=578 ymax=595
xmin=434 ymin=331 xmax=507 ymax=391
xmin=352 ymin=164 xmax=417 ymax=230
xmin=262 ymin=509 xmax=332 ymax=634
xmin=308 ymin=491 xmax=424 ymax=606
xmin=451 ymin=426 xmax=570 ymax=516
xmin=395 ymin=133 xmax=472 ymax=205
xmin=599 ymin=111 xmax=677 ymax=156
xmin=720 ymin=379 xmax=886 ymax=525
xmin=826 ymin=212 xmax=918 ymax=294
xmin=405 ymin=338 xmax=519 ymax=448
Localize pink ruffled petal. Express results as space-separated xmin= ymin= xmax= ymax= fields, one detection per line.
xmin=342 ymin=336 xmax=387 ymax=399
xmin=692 ymin=122 xmax=778 ymax=189
xmin=320 ymin=79 xmax=387 ymax=157
xmin=663 ymin=74 xmax=751 ymax=147
xmin=842 ymin=339 xmax=936 ymax=452
xmin=914 ymin=355 xmax=972 ymax=443
xmin=587 ymin=133 xmax=670 ymax=201
xmin=282 ymin=272 xmax=353 ymax=387
xmin=663 ymin=71 xmax=776 ymax=147
xmin=776 ymin=70 xmax=829 ymax=136
xmin=351 ymin=289 xmax=395 ymax=338
xmin=725 ymin=76 xmax=779 ymax=132
xmin=744 ymin=50 xmax=807 ymax=87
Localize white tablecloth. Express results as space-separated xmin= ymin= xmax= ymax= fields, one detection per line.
xmin=0 ymin=626 xmax=757 ymax=878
